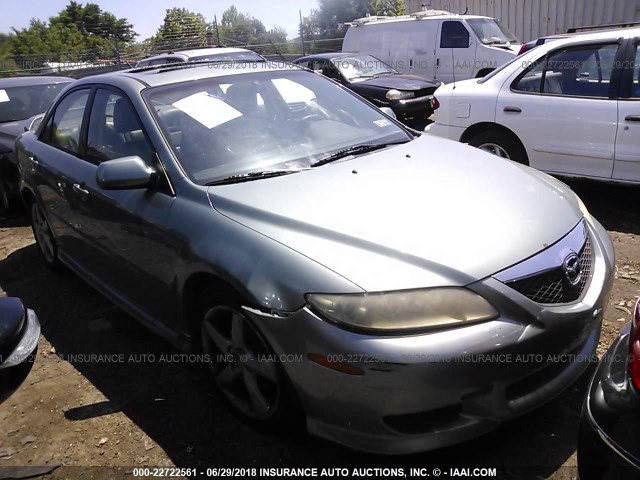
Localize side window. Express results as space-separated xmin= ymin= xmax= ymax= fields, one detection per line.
xmin=513 ymin=59 xmax=546 ymax=92
xmin=513 ymin=43 xmax=618 ymax=97
xmin=86 ymin=89 xmax=154 ymax=164
xmin=440 ymin=21 xmax=470 ymax=49
xmin=316 ymin=60 xmax=342 ymax=81
xmin=149 ymin=57 xmax=182 ymax=66
xmin=631 ymin=44 xmax=640 ymax=98
xmin=46 ymin=89 xmax=90 ymax=155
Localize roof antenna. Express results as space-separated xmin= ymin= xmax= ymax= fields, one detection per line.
xmin=451 ymin=47 xmax=456 ymax=89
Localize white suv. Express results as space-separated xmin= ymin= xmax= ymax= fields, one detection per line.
xmin=426 ymin=28 xmax=640 ymax=184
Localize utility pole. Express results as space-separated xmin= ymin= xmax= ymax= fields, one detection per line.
xmin=299 ymin=10 xmax=305 ymax=56
xmin=214 ymin=14 xmax=221 ymax=46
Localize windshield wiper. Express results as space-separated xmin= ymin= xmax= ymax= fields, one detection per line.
xmin=311 ymin=141 xmax=408 ymax=168
xmin=206 ymin=169 xmax=309 ymax=186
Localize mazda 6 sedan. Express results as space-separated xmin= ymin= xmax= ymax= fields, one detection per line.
xmin=17 ymin=61 xmax=614 ymax=454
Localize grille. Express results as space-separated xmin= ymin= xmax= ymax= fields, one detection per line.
xmin=504 ymin=237 xmax=593 ymax=305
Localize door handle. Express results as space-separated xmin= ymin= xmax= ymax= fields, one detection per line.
xmin=73 ymin=183 xmax=89 ymax=197
xmin=28 ymin=156 xmax=39 ymax=173
xmin=625 ymin=115 xmax=640 ymax=122
xmin=503 ymin=106 xmax=522 ymax=113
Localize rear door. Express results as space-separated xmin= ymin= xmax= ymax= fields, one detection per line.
xmin=25 ymin=87 xmax=92 ymax=254
xmin=496 ymin=41 xmax=620 ymax=178
xmin=613 ymin=39 xmax=640 ymax=182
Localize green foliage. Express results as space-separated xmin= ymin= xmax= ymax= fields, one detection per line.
xmin=303 ymin=0 xmax=405 ymax=39
xmin=373 ymin=0 xmax=406 ymax=16
xmin=152 ymin=7 xmax=208 ymax=49
xmin=0 ymin=1 xmax=137 ymax=70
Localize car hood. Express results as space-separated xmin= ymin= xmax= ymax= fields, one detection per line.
xmin=353 ymin=74 xmax=439 ymax=91
xmin=207 ymin=135 xmax=582 ymax=292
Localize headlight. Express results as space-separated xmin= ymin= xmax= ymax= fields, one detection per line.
xmin=306 ymin=288 xmax=498 ymax=333
xmin=386 ymin=89 xmax=414 ymax=101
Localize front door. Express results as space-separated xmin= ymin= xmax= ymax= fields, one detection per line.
xmin=435 ymin=20 xmax=476 ymax=83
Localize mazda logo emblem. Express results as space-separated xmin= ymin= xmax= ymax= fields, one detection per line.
xmin=563 ymin=253 xmax=582 ymax=288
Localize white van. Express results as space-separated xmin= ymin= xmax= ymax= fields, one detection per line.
xmin=342 ymin=10 xmax=522 ymax=83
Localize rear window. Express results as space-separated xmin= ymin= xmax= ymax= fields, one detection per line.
xmin=191 ymin=51 xmax=264 ymax=62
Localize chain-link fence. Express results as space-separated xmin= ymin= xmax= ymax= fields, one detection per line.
xmin=0 ymin=37 xmax=344 ymax=79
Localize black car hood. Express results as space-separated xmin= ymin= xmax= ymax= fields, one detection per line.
xmin=352 ymin=74 xmax=439 ymax=91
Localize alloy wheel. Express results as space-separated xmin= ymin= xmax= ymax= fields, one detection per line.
xmin=477 ymin=142 xmax=511 ymax=159
xmin=202 ymin=305 xmax=280 ymax=420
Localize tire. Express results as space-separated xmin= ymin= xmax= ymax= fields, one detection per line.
xmin=30 ymin=201 xmax=62 ymax=271
xmin=0 ymin=179 xmax=10 ymax=217
xmin=468 ymin=130 xmax=528 ymax=165
xmin=200 ymin=303 xmax=301 ymax=428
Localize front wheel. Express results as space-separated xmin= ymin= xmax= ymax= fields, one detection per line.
xmin=468 ymin=130 xmax=528 ymax=165
xmin=201 ymin=304 xmax=297 ymax=426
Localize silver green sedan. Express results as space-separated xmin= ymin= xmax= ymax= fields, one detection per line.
xmin=16 ymin=60 xmax=614 ymax=454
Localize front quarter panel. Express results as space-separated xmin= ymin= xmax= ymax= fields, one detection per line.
xmin=174 ymin=182 xmax=364 ymax=314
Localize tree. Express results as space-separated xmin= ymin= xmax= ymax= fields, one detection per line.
xmin=153 ymin=8 xmax=208 ymax=50
xmin=308 ymin=0 xmax=405 ymax=39
xmin=373 ymin=0 xmax=405 ymax=16
xmin=3 ymin=1 xmax=137 ymax=67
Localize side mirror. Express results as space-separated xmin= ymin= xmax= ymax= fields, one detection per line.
xmin=24 ymin=114 xmax=44 ymax=132
xmin=96 ymin=156 xmax=155 ymax=190
xmin=379 ymin=107 xmax=397 ymax=119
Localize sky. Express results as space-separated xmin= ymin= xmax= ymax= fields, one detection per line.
xmin=0 ymin=0 xmax=319 ymax=40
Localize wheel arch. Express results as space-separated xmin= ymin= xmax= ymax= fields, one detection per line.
xmin=460 ymin=122 xmax=529 ymax=165
xmin=181 ymin=271 xmax=252 ymax=350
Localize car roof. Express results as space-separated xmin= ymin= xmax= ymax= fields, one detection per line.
xmin=296 ymin=52 xmax=375 ymax=61
xmin=537 ymin=27 xmax=640 ymax=48
xmin=138 ymin=47 xmax=257 ymax=63
xmin=73 ymin=61 xmax=303 ymax=90
xmin=0 ymin=76 xmax=74 ymax=87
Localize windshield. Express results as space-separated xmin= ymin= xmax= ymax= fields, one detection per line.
xmin=191 ymin=51 xmax=264 ymax=62
xmin=144 ymin=69 xmax=411 ymax=185
xmin=467 ymin=18 xmax=519 ymax=45
xmin=0 ymin=82 xmax=70 ymax=123
xmin=332 ymin=55 xmax=398 ymax=81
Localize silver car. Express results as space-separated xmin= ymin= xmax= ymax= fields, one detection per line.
xmin=16 ymin=61 xmax=614 ymax=454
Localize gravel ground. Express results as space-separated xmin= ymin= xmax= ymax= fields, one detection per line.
xmin=0 ymin=178 xmax=638 ymax=480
